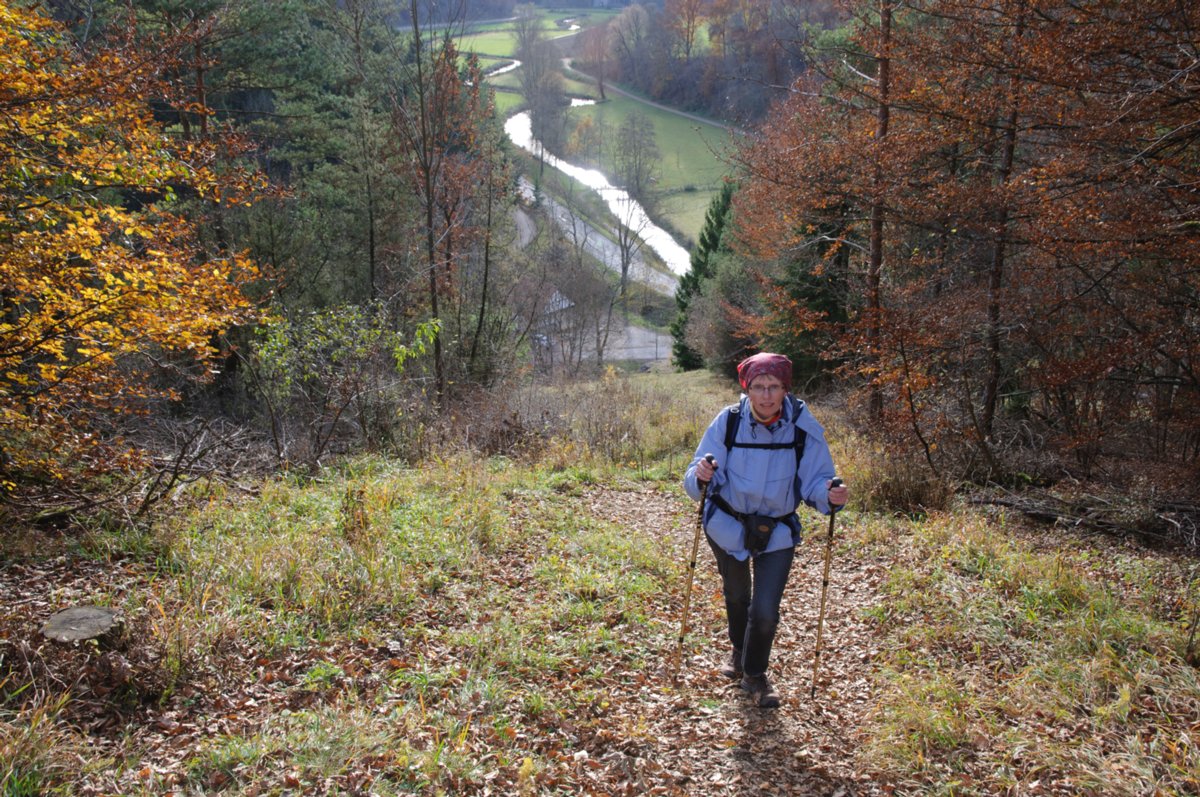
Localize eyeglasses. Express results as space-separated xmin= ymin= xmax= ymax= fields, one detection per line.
xmin=748 ymin=384 xmax=784 ymax=396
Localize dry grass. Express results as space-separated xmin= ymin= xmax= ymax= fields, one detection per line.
xmin=860 ymin=511 xmax=1200 ymax=795
xmin=3 ymin=371 xmax=1197 ymax=795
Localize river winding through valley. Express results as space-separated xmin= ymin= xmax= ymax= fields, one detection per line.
xmin=503 ymin=110 xmax=692 ymax=281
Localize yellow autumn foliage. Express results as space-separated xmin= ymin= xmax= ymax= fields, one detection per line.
xmin=0 ymin=4 xmax=262 ymax=483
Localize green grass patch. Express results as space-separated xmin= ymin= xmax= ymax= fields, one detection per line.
xmin=181 ymin=703 xmax=449 ymax=795
xmin=655 ymin=188 xmax=718 ymax=249
xmin=459 ymin=30 xmax=517 ymax=57
xmin=861 ymin=511 xmax=1200 ymax=795
xmin=491 ymin=88 xmax=523 ymax=116
xmin=485 ymin=68 xmax=522 ymax=92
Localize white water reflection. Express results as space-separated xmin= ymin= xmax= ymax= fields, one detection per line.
xmin=485 ymin=59 xmax=520 ymax=78
xmin=504 ymin=111 xmax=690 ymax=276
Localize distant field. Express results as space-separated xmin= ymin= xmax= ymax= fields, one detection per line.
xmin=459 ymin=8 xmax=617 ymax=58
xmin=566 ymin=96 xmax=732 ymax=243
xmin=466 ymin=8 xmax=727 ymax=242
xmin=459 ymin=29 xmax=517 ymax=57
xmin=659 ymin=188 xmax=721 ymax=249
xmin=491 ymin=88 xmax=524 ymax=115
xmin=561 ymin=75 xmax=601 ymax=100
xmin=485 ymin=67 xmax=521 ymax=91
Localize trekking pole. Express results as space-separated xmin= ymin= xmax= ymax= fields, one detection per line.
xmin=811 ymin=477 xmax=844 ymax=699
xmin=673 ymin=455 xmax=715 ymax=685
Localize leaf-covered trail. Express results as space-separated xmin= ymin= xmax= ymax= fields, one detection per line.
xmin=584 ymin=484 xmax=889 ymax=796
xmin=0 ymin=481 xmax=891 ymax=795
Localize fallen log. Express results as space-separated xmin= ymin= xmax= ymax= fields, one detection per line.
xmin=970 ymin=490 xmax=1200 ymax=550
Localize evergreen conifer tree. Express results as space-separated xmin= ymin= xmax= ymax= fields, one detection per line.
xmin=671 ymin=182 xmax=734 ymax=369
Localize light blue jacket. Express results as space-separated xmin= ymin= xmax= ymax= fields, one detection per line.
xmin=683 ymin=394 xmax=838 ymax=561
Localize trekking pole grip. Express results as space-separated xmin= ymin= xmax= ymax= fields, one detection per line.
xmin=695 ymin=455 xmax=715 ymax=554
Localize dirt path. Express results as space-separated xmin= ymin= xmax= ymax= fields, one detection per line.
xmin=0 ymin=482 xmax=887 ymax=795
xmin=584 ymin=484 xmax=888 ymax=796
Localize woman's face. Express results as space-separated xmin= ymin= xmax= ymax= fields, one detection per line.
xmin=747 ymin=375 xmax=786 ymax=419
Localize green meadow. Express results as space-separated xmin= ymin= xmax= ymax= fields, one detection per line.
xmin=460 ymin=29 xmax=518 ymax=58
xmin=469 ymin=14 xmax=730 ymax=244
xmin=490 ymin=87 xmax=524 ymax=115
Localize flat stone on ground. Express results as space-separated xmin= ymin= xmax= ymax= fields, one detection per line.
xmin=41 ymin=605 xmax=119 ymax=643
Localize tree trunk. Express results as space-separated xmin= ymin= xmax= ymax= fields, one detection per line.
xmin=867 ymin=0 xmax=892 ymax=421
xmin=470 ymin=163 xmax=494 ymax=374
xmin=979 ymin=8 xmax=1026 ymax=446
xmin=409 ymin=0 xmax=445 ymax=403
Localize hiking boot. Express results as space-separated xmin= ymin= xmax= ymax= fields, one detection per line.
xmin=740 ymin=673 xmax=781 ymax=708
xmin=719 ymin=649 xmax=744 ymax=680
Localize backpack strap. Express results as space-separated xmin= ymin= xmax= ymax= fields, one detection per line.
xmin=722 ymin=397 xmax=807 ymax=460
xmin=722 ymin=403 xmax=742 ymax=453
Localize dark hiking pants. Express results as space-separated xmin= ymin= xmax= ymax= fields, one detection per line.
xmin=706 ymin=535 xmax=795 ymax=677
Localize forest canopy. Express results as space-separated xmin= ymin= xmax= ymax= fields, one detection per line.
xmin=679 ymin=0 xmax=1200 ymax=483
xmin=3 ymin=0 xmax=1198 ymax=505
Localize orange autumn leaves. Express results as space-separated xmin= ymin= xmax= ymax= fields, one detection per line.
xmin=731 ymin=1 xmax=1200 ymax=468
xmin=0 ymin=5 xmax=261 ymax=482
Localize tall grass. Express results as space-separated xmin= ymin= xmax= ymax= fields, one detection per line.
xmin=862 ymin=511 xmax=1200 ymax=795
xmin=0 ymin=691 xmax=79 ymax=796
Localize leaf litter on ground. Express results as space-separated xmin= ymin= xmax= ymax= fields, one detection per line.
xmin=2 ymin=464 xmax=1197 ymax=796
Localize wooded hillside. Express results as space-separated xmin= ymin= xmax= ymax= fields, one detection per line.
xmin=2 ymin=3 xmax=1200 ymax=795
xmin=677 ymin=0 xmax=1200 ymax=496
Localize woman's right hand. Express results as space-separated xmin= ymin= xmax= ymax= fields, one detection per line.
xmin=696 ymin=454 xmax=717 ymax=483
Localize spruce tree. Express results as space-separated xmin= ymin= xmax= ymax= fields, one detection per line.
xmin=671 ymin=182 xmax=734 ymax=369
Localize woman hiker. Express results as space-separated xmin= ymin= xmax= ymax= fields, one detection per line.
xmin=683 ymin=352 xmax=849 ymax=708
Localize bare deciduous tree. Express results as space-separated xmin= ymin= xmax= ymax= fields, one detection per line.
xmin=613 ymin=111 xmax=660 ymax=203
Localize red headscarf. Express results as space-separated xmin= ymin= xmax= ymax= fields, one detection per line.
xmin=737 ymin=352 xmax=793 ymax=392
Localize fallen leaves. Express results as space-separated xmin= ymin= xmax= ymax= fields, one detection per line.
xmin=1 ymin=481 xmax=890 ymax=795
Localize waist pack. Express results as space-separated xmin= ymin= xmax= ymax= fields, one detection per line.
xmin=709 ymin=494 xmax=795 ymax=554
xmin=740 ymin=513 xmax=778 ymax=554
